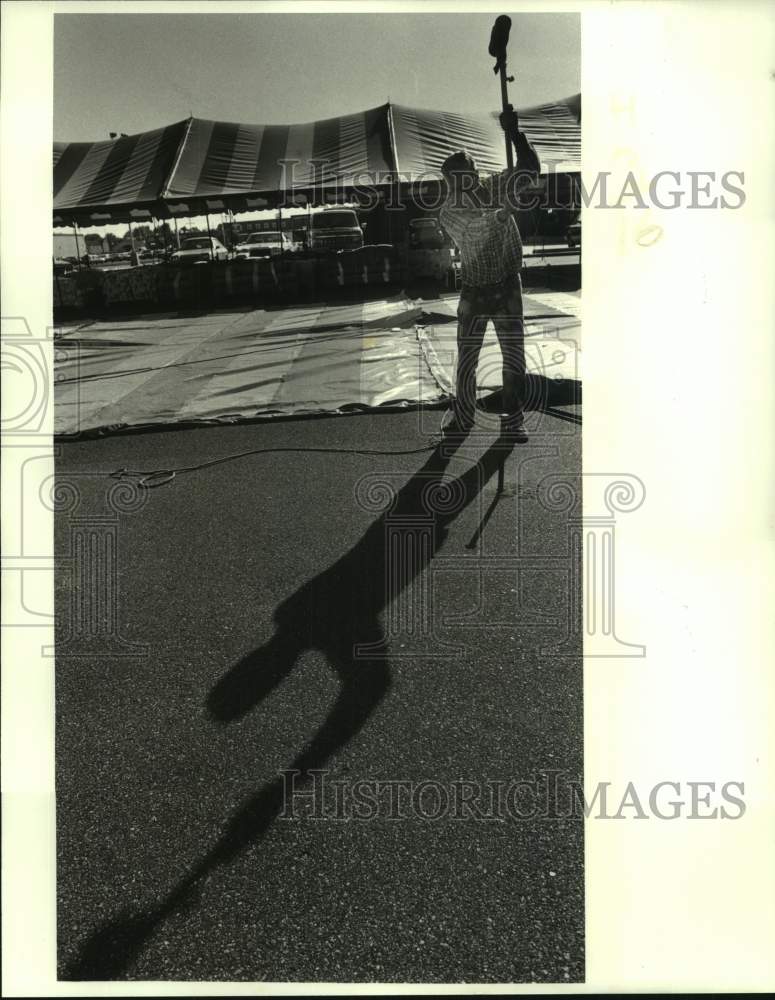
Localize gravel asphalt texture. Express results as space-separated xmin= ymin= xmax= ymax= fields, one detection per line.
xmin=55 ymin=403 xmax=583 ymax=983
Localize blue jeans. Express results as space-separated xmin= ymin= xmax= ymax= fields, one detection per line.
xmin=455 ymin=278 xmax=526 ymax=427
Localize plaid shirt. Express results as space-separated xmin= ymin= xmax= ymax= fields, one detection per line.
xmin=440 ymin=170 xmax=536 ymax=289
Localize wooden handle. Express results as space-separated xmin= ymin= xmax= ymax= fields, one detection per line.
xmin=499 ymin=66 xmax=514 ymax=169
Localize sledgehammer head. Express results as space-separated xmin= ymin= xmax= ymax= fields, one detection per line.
xmin=488 ymin=15 xmax=512 ymax=73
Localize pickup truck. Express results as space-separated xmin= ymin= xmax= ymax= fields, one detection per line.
xmin=308 ymin=209 xmax=364 ymax=252
xmin=408 ymin=217 xmax=448 ymax=250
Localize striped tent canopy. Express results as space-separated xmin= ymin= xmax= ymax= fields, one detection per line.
xmin=391 ymin=96 xmax=580 ymax=178
xmin=164 ymin=105 xmax=396 ymax=204
xmin=53 ymin=96 xmax=580 ymax=224
xmin=53 ymin=120 xmax=191 ymax=225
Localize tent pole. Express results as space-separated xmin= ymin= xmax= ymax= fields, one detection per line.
xmin=127 ymin=219 xmax=138 ymax=265
xmin=155 ymin=215 xmax=169 ymax=259
xmin=53 ymin=258 xmax=64 ymax=306
xmin=172 ymin=214 xmax=180 ymax=249
xmin=73 ymin=221 xmax=82 ymax=270
xmin=205 ymin=210 xmax=215 ymax=261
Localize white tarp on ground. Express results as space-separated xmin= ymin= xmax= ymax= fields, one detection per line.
xmin=54 ymin=292 xmax=580 ymax=436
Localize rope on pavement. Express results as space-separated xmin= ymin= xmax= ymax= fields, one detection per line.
xmin=109 ymin=441 xmax=443 ymax=490
xmin=108 ymin=404 xmax=478 ymax=488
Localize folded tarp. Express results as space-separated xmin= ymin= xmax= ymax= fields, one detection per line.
xmin=53 ymin=96 xmax=580 ymax=223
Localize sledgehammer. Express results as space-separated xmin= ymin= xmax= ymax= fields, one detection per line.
xmin=489 ymin=15 xmax=516 ymax=169
xmin=490 ymin=15 xmax=520 ymax=491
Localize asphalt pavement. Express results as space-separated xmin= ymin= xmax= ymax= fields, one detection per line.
xmin=55 ymin=402 xmax=583 ymax=982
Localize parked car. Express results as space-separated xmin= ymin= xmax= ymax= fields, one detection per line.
xmin=170 ymin=235 xmax=229 ymax=265
xmin=234 ymin=231 xmax=292 ymax=259
xmin=53 ymin=258 xmax=75 ymax=276
xmin=408 ymin=217 xmax=448 ymax=250
xmin=566 ymin=220 xmax=581 ymax=249
xmin=308 ymin=209 xmax=364 ymax=252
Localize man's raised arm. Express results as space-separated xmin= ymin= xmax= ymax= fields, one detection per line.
xmin=485 ymin=107 xmax=541 ymax=205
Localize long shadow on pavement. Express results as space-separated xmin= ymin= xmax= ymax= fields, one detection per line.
xmin=65 ymin=435 xmax=515 ymax=980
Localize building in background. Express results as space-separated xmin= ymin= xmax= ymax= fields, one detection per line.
xmin=53 ymin=232 xmax=110 ymax=258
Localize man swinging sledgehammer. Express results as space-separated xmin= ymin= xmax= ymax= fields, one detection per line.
xmin=439 ymin=108 xmax=541 ymax=442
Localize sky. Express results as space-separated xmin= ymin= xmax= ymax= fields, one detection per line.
xmin=54 ymin=11 xmax=580 ymax=142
